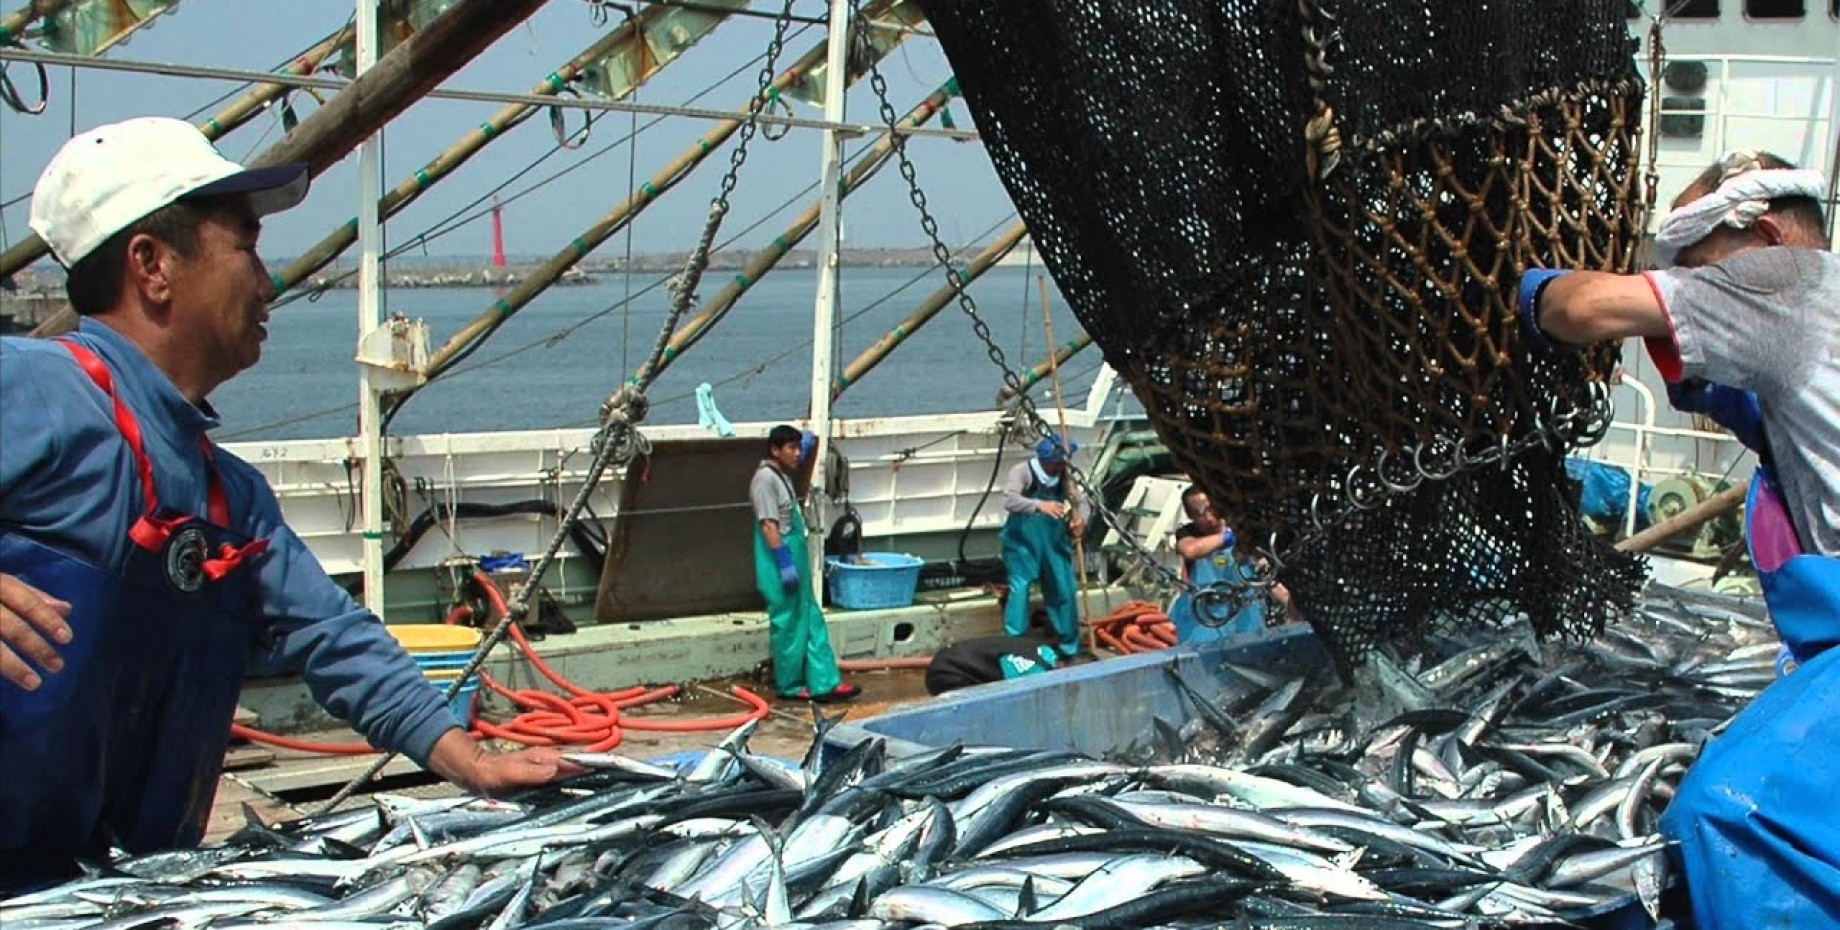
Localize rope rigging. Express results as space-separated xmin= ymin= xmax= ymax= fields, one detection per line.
xmin=316 ymin=0 xmax=805 ymax=814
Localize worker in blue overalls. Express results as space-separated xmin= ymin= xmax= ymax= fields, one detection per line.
xmin=1000 ymin=436 xmax=1090 ymax=658
xmin=1521 ymin=149 xmax=1840 ymax=927
xmin=1167 ymin=485 xmax=1296 ymax=643
xmin=0 ymin=118 xmax=574 ymax=896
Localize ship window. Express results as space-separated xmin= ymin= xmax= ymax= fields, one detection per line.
xmin=1674 ymin=0 xmax=1720 ymax=16
xmin=1746 ymin=0 xmax=1804 ymax=16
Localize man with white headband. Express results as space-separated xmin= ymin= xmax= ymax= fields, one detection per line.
xmin=1519 ymin=150 xmax=1840 ymax=927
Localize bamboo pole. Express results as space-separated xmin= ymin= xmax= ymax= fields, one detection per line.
xmin=1040 ymin=273 xmax=1095 ymax=644
xmin=629 ymin=79 xmax=959 ymax=388
xmin=995 ymin=333 xmax=1094 ymax=404
xmin=2 ymin=19 xmax=347 ymax=283
xmin=0 ymin=0 xmax=76 ymax=48
xmin=421 ymin=42 xmax=829 ymax=380
xmin=15 ymin=0 xmax=550 ymax=333
xmin=832 ymin=220 xmax=1028 ymax=399
xmin=198 ymin=26 xmax=353 ymax=142
xmin=1615 ymin=484 xmax=1747 ymax=554
xmin=272 ymin=5 xmax=723 ymax=296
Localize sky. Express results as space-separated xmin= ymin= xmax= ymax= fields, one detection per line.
xmin=0 ymin=0 xmax=1021 ymax=269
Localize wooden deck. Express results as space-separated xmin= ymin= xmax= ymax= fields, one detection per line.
xmin=207 ymin=667 xmax=940 ymax=837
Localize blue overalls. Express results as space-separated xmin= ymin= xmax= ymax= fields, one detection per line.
xmin=1168 ymin=542 xmax=1266 ymax=644
xmin=0 ymin=341 xmax=270 ymax=895
xmin=1656 ymin=381 xmax=1840 ymax=927
xmin=1001 ymin=467 xmax=1081 ymax=656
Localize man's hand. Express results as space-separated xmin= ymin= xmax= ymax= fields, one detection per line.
xmin=1036 ymin=501 xmax=1069 ymax=519
xmin=770 ymin=545 xmax=800 ymax=591
xmin=427 ymin=729 xmax=584 ymax=797
xmin=1068 ymin=516 xmax=1086 ymax=536
xmin=0 ymin=573 xmax=72 ymax=690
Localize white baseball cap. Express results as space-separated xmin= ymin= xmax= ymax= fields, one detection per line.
xmin=29 ymin=116 xmax=309 ymax=267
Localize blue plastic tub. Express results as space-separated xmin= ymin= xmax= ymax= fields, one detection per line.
xmin=413 ymin=653 xmax=474 ymax=672
xmin=825 ymin=552 xmax=924 ymax=610
xmin=446 ymin=679 xmax=478 ymax=726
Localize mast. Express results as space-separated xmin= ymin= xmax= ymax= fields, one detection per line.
xmin=356 ymin=0 xmax=387 ymax=614
xmin=806 ymin=0 xmax=851 ymax=577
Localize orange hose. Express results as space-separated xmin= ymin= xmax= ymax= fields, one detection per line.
xmin=230 ymin=723 xmax=377 ymax=755
xmin=228 ymin=575 xmax=770 ymax=757
xmin=466 ymin=572 xmax=769 ymax=750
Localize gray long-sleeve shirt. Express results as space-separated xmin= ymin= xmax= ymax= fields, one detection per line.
xmin=1647 ymin=247 xmax=1840 ymax=555
xmin=1002 ymin=460 xmax=1092 ymax=522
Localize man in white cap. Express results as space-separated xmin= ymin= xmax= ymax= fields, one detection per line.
xmin=0 ymin=118 xmax=576 ymax=895
xmin=1519 ymin=150 xmax=1840 ymax=927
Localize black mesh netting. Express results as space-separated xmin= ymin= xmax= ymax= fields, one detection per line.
xmin=914 ymin=0 xmax=1651 ymax=672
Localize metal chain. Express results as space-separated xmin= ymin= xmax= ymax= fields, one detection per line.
xmin=847 ymin=0 xmax=1617 ymax=626
xmin=316 ymin=0 xmax=802 ymax=814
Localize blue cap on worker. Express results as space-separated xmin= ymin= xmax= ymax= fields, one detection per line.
xmin=799 ymin=430 xmax=819 ymax=465
xmin=1035 ymin=435 xmax=1078 ymax=464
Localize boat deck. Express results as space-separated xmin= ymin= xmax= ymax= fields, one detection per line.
xmin=205 ymin=666 xmax=943 ymax=841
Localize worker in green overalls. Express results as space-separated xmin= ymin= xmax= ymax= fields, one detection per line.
xmin=1000 ymin=435 xmax=1091 ymax=658
xmin=750 ymin=425 xmax=862 ymax=703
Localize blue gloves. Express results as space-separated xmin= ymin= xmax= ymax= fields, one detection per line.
xmin=1517 ymin=268 xmax=1573 ymax=351
xmin=1220 ymin=528 xmax=1237 ymax=551
xmin=799 ymin=430 xmax=819 ymax=467
xmin=1667 ymin=378 xmax=1766 ymax=454
xmin=771 ymin=545 xmax=800 ymax=590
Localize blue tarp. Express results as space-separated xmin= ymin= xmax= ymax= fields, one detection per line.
xmin=1567 ymin=459 xmax=1651 ymax=530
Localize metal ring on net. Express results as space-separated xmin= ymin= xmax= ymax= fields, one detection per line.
xmin=1415 ymin=437 xmax=1462 ymax=481
xmin=1575 ymin=383 xmax=1615 ymax=445
xmin=1191 ymin=583 xmax=1254 ymax=629
xmin=1345 ymin=464 xmax=1385 ymax=510
xmin=1376 ymin=447 xmax=1422 ymax=494
xmin=1309 ymin=491 xmax=1335 ymax=532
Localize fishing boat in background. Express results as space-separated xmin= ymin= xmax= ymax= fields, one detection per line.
xmin=0 ymin=0 xmax=1833 ymax=797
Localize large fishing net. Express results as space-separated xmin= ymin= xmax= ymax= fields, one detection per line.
xmin=915 ymin=0 xmax=1651 ymax=672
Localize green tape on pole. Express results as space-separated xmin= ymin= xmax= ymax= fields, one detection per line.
xmin=203 ymin=118 xmax=223 ymax=136
xmin=546 ymin=72 xmax=566 ymax=93
xmin=479 ymin=121 xmax=498 ymax=138
xmin=413 ymin=169 xmax=432 ymax=189
xmin=662 ymin=346 xmax=678 ymax=363
xmin=640 ymin=182 xmax=659 ymax=199
xmin=771 ymin=236 xmax=791 ymax=253
xmin=494 ymin=298 xmax=514 ymax=318
xmin=734 ymin=273 xmax=752 ymax=288
xmin=893 ymin=325 xmax=908 ymax=340
xmin=361 ymin=531 xmax=385 ymax=540
xmin=836 ymin=374 xmax=853 ymax=390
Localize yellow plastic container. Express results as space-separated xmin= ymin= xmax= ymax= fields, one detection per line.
xmin=385 ymin=624 xmax=483 ymax=654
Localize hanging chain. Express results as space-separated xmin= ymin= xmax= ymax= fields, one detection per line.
xmin=846 ymin=0 xmax=1618 ymax=624
xmin=846 ymin=0 xmax=1200 ymax=605
xmin=317 ymin=0 xmax=802 ymax=814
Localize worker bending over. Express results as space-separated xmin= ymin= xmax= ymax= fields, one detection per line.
xmin=1168 ymin=485 xmax=1298 ymax=643
xmin=749 ymin=426 xmax=861 ymax=703
xmin=1000 ymin=436 xmax=1091 ymax=658
xmin=1521 ymin=149 xmax=1839 ymax=927
xmin=0 ymin=119 xmax=573 ymax=896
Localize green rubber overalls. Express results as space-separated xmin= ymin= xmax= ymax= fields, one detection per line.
xmin=752 ymin=465 xmax=843 ymax=698
xmin=1001 ymin=464 xmax=1080 ymax=655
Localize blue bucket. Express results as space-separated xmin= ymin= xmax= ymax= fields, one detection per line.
xmin=826 ymin=552 xmax=924 ymax=610
xmin=446 ymin=679 xmax=479 ymax=726
xmin=413 ymin=653 xmax=474 ymax=672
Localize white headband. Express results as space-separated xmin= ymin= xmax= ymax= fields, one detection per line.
xmin=1652 ymin=166 xmax=1828 ymax=267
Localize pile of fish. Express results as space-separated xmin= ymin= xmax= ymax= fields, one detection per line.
xmin=4 ymin=588 xmax=1781 ymax=929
